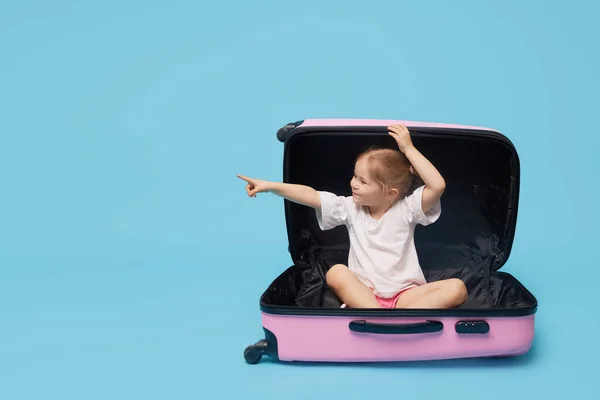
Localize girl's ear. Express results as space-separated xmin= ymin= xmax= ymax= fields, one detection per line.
xmin=388 ymin=187 xmax=399 ymax=200
xmin=410 ymin=165 xmax=415 ymax=175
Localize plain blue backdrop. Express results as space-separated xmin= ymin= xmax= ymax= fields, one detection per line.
xmin=1 ymin=0 xmax=598 ymax=398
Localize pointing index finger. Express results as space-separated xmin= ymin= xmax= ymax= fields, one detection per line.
xmin=236 ymin=174 xmax=253 ymax=183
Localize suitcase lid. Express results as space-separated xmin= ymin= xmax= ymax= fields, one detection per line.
xmin=277 ymin=119 xmax=520 ymax=272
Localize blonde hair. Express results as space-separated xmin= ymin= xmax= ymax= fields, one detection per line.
xmin=357 ymin=147 xmax=421 ymax=201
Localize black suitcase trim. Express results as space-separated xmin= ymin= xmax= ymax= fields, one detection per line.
xmin=277 ymin=122 xmax=514 ymax=146
xmin=259 ymin=304 xmax=537 ymax=318
xmin=259 ymin=302 xmax=537 ymax=318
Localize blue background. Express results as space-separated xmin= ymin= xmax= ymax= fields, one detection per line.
xmin=1 ymin=0 xmax=598 ymax=398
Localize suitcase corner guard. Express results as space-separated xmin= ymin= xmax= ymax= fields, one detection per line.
xmin=244 ymin=328 xmax=279 ymax=364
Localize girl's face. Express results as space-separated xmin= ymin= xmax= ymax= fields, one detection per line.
xmin=350 ymin=157 xmax=385 ymax=207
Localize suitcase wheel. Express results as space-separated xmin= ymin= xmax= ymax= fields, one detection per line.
xmin=244 ymin=339 xmax=268 ymax=364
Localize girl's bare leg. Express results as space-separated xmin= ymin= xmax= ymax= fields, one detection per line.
xmin=326 ymin=264 xmax=380 ymax=308
xmin=395 ymin=278 xmax=467 ymax=309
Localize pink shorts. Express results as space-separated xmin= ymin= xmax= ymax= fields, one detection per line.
xmin=375 ymin=286 xmax=415 ymax=308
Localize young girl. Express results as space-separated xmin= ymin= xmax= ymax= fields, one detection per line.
xmin=237 ymin=123 xmax=467 ymax=309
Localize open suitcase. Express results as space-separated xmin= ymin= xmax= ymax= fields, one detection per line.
xmin=244 ymin=119 xmax=538 ymax=364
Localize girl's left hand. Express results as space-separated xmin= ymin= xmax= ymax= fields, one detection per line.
xmin=388 ymin=123 xmax=414 ymax=153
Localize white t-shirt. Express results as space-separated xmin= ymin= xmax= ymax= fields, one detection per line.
xmin=315 ymin=185 xmax=441 ymax=298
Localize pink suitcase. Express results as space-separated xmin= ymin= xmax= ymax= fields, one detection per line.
xmin=244 ymin=119 xmax=538 ymax=364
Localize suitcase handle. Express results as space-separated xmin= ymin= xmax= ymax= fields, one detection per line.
xmin=349 ymin=320 xmax=443 ymax=334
